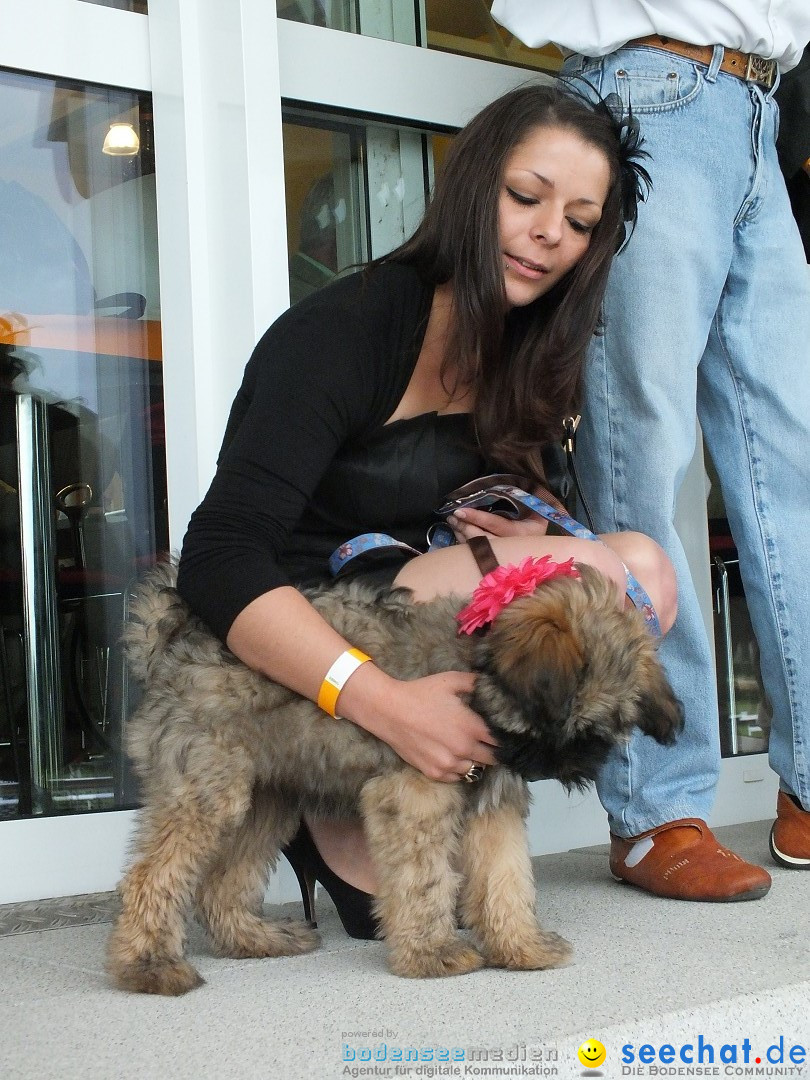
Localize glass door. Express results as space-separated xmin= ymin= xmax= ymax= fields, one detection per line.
xmin=705 ymin=450 xmax=771 ymax=757
xmin=0 ymin=67 xmax=165 ymax=818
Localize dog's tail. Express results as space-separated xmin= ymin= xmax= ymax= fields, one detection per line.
xmin=123 ymin=560 xmax=207 ymax=684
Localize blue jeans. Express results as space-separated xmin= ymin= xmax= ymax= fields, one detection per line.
xmin=563 ymin=45 xmax=810 ymax=834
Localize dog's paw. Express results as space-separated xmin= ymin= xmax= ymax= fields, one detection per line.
xmin=109 ymin=957 xmax=206 ymax=996
xmin=388 ymin=938 xmax=485 ymax=979
xmin=213 ymin=918 xmax=320 ymax=959
xmin=485 ymin=929 xmax=572 ymax=971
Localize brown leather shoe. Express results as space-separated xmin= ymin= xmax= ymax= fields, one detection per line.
xmin=610 ymin=818 xmax=771 ymax=901
xmin=769 ymin=791 xmax=810 ymax=869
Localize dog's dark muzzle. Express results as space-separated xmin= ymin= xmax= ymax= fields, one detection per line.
xmin=492 ymin=732 xmax=614 ymax=790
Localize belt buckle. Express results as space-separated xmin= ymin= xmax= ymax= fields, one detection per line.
xmin=745 ymin=54 xmax=775 ymax=88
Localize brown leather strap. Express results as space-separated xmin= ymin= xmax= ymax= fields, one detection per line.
xmin=467 ymin=534 xmax=499 ymax=578
xmin=627 ymin=35 xmax=776 ymax=88
xmin=533 ymin=482 xmax=567 ymax=516
xmin=450 ymin=480 xmax=570 ymax=568
xmin=532 ymin=482 xmax=570 ymax=538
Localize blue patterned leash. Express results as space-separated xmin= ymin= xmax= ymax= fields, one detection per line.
xmin=329 ymin=526 xmax=454 ymax=573
xmin=329 ymin=483 xmax=661 ymax=636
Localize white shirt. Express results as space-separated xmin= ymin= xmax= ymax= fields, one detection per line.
xmin=490 ymin=1 xmax=810 ymax=71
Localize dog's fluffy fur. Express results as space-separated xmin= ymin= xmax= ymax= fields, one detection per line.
xmin=107 ymin=562 xmax=681 ymax=994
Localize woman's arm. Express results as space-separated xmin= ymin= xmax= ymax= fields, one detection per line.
xmin=226 ymin=585 xmax=498 ymax=782
xmin=178 ymin=265 xmax=432 ymax=641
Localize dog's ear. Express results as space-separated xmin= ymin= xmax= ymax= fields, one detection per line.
xmin=482 ymin=586 xmax=584 ymax=713
xmin=632 ymin=683 xmax=684 ymax=745
xmin=612 ymin=628 xmax=684 ymax=746
xmin=575 ymin=566 xmax=684 ymax=747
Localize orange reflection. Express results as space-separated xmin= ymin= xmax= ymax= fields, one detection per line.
xmin=0 ymin=312 xmax=161 ymax=362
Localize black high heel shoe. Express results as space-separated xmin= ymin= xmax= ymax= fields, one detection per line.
xmin=282 ymin=821 xmax=380 ymax=941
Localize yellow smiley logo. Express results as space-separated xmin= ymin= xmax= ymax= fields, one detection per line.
xmin=577 ymin=1039 xmax=606 ymax=1069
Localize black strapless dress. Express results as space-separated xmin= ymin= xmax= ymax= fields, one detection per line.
xmin=280 ymin=411 xmax=486 ymax=588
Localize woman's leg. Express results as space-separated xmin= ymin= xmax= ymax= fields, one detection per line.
xmin=397 ymin=530 xmax=676 ymax=632
xmin=306 ymin=817 xmax=377 ymax=892
xmin=599 ymin=531 xmax=678 ymax=635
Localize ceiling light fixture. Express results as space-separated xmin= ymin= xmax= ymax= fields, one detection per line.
xmin=102 ymin=122 xmax=140 ymax=156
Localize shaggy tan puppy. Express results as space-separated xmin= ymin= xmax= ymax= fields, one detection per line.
xmin=107 ymin=562 xmax=680 ymax=995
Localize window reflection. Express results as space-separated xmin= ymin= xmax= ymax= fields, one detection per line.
xmin=283 ymin=113 xmax=446 ymax=304
xmin=78 ymin=0 xmax=148 ymax=13
xmin=276 ymin=0 xmax=562 ymax=71
xmin=0 ymin=68 xmax=163 ymax=818
xmin=283 ymin=120 xmax=363 ymax=304
xmin=283 ymin=115 xmax=462 ymax=308
xmin=424 ymin=0 xmax=562 ymax=70
xmin=706 ymin=450 xmax=771 ymax=757
xmin=277 ymin=0 xmax=355 ymax=32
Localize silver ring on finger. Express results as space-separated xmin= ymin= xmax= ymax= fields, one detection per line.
xmin=463 ymin=762 xmax=485 ymax=783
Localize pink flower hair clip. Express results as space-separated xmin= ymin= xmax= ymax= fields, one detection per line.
xmin=456 ymin=555 xmax=581 ymax=636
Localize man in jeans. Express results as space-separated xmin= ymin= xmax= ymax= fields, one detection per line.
xmin=492 ymin=0 xmax=810 ymax=899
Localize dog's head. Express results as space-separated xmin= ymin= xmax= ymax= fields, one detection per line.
xmin=469 ymin=564 xmax=683 ymax=790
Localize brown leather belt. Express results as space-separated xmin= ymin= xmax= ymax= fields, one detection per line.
xmin=627 ymin=35 xmax=777 ymax=89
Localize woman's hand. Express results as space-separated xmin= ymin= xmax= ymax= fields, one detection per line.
xmin=338 ymin=667 xmax=498 ymax=783
xmin=228 ymin=587 xmax=496 ymax=784
xmin=447 ymin=506 xmax=549 ymax=542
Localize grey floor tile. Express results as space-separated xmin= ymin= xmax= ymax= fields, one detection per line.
xmin=1 ymin=821 xmax=807 ymax=1080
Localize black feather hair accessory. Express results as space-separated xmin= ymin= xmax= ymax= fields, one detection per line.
xmin=560 ymin=77 xmax=652 ymax=233
xmin=600 ymin=91 xmax=652 ymax=229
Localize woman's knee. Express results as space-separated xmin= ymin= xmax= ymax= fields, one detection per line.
xmin=395 ymin=534 xmax=626 ymax=605
xmin=499 ymin=535 xmax=630 ymax=606
xmin=395 ymin=532 xmax=677 ymax=633
xmin=604 ymin=531 xmax=677 ymax=634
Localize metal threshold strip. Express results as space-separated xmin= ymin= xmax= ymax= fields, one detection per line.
xmin=0 ymin=892 xmax=121 ymax=937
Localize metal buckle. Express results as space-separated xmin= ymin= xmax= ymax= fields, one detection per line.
xmin=435 ymin=473 xmax=533 ymax=521
xmin=562 ymin=413 xmax=581 ymax=454
xmin=744 ymin=54 xmax=776 ymax=88
xmin=435 ymin=489 xmax=527 ymax=521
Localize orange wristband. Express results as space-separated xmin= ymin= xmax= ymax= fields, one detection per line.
xmin=317 ymin=648 xmax=371 ymax=719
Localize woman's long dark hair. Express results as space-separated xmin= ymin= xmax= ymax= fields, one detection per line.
xmin=375 ymin=82 xmax=643 ymax=481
